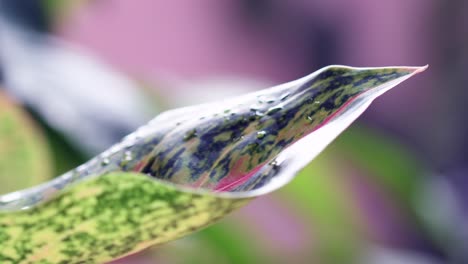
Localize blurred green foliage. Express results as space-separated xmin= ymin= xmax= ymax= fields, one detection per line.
xmin=0 ymin=92 xmax=53 ymax=194
xmin=336 ymin=126 xmax=425 ymax=205
xmin=25 ymin=109 xmax=87 ymax=176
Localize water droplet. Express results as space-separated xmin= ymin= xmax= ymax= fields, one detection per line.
xmin=256 ymin=131 xmax=267 ymax=139
xmin=255 ymin=111 xmax=265 ymax=117
xmin=106 ymin=145 xmax=121 ymax=156
xmin=101 ymin=158 xmax=110 ymax=166
xmin=266 ymin=107 xmax=282 ymax=116
xmin=184 ymin=129 xmax=198 ymax=141
xmin=307 ymin=116 xmax=313 ymax=121
xmin=75 ymin=165 xmax=87 ymax=174
xmin=232 ymin=133 xmax=245 ymax=142
xmin=257 ymin=95 xmax=264 ymax=104
xmin=258 ymin=95 xmax=275 ymax=104
xmin=314 ymin=100 xmax=321 ymax=104
xmin=250 ymin=104 xmax=261 ymax=112
xmin=123 ymin=140 xmax=133 ymax=149
xmin=124 ymin=151 xmax=133 ymax=161
xmin=269 ymin=159 xmax=279 ymax=167
xmin=122 ymin=134 xmax=134 ymax=142
xmin=280 ymin=93 xmax=290 ymax=101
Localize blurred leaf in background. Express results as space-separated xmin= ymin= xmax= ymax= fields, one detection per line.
xmin=0 ymin=92 xmax=52 ymax=194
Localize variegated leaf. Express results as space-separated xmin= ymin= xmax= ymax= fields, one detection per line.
xmin=0 ymin=65 xmax=426 ymax=263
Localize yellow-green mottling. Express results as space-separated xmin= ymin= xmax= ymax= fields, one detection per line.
xmin=0 ymin=172 xmax=249 ymax=263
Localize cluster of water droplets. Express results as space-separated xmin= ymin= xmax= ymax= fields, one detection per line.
xmin=248 ymin=92 xmax=289 ymax=118
xmin=90 ymin=127 xmax=149 ymax=171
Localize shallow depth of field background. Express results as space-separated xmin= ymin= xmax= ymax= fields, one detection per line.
xmin=0 ymin=1 xmax=467 ymax=263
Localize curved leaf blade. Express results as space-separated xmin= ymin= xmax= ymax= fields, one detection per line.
xmin=0 ymin=172 xmax=249 ymax=263
xmin=0 ymin=65 xmax=426 ymax=263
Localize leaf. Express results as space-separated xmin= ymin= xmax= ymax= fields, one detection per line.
xmin=0 ymin=172 xmax=250 ymax=263
xmin=0 ymin=92 xmax=53 ymax=194
xmin=280 ymin=153 xmax=364 ymax=263
xmin=331 ymin=125 xmax=425 ymax=203
xmin=0 ymin=14 xmax=158 ymax=154
xmin=277 ymin=125 xmax=425 ymax=263
xmin=0 ymin=65 xmax=426 ymax=263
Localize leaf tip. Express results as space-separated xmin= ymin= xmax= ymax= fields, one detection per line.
xmin=403 ymin=64 xmax=429 ymax=75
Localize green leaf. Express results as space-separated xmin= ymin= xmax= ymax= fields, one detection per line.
xmin=0 ymin=172 xmax=249 ymax=263
xmin=194 ymin=221 xmax=271 ymax=264
xmin=331 ymin=125 xmax=425 ymax=203
xmin=280 ymin=153 xmax=364 ymax=263
xmin=0 ymin=65 xmax=426 ymax=263
xmin=0 ymin=93 xmax=52 ymax=194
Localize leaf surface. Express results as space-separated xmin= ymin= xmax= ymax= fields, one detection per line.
xmin=0 ymin=65 xmax=426 ymax=263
